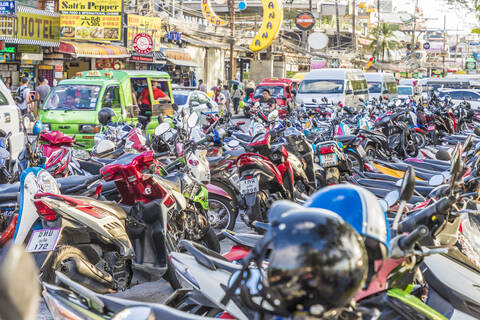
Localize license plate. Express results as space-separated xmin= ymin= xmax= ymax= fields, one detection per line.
xmin=357 ymin=145 xmax=366 ymax=158
xmin=427 ymin=125 xmax=435 ymax=131
xmin=240 ymin=178 xmax=259 ymax=195
xmin=320 ymin=153 xmax=338 ymax=167
xmin=26 ymin=228 xmax=61 ymax=253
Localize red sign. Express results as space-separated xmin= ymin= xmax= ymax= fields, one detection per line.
xmin=131 ymin=54 xmax=153 ymax=62
xmin=133 ymin=33 xmax=153 ymax=55
xmin=295 ymin=12 xmax=315 ymax=31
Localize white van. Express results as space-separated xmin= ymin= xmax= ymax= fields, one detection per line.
xmin=364 ymin=72 xmax=398 ymax=100
xmin=296 ymin=68 xmax=368 ymax=111
xmin=0 ymin=80 xmax=24 ymax=160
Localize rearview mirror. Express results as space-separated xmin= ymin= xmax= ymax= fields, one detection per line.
xmin=155 ymin=122 xmax=170 ymax=136
xmin=0 ymin=244 xmax=39 ymax=320
xmin=429 ymin=174 xmax=444 ymax=186
xmin=400 ymin=166 xmax=415 ymax=201
xmin=187 ymin=112 xmax=199 ymax=128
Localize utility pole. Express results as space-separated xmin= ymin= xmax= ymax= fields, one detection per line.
xmin=352 ymin=0 xmax=356 ymax=50
xmin=376 ymin=0 xmax=380 ymax=62
xmin=442 ymin=14 xmax=446 ymax=76
xmin=179 ymin=0 xmax=184 ymax=18
xmin=411 ymin=0 xmax=418 ymax=47
xmin=335 ymin=0 xmax=340 ymax=49
xmin=228 ymin=0 xmax=236 ymax=81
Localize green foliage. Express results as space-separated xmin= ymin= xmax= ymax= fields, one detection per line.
xmin=368 ymin=23 xmax=400 ymax=63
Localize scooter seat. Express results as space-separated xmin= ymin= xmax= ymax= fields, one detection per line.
xmin=223 ymin=149 xmax=244 ymax=158
xmin=334 ymin=135 xmax=357 ymax=144
xmin=233 ymin=133 xmax=253 ymax=143
xmin=0 ymin=182 xmax=19 ymax=202
xmin=223 ymin=230 xmax=263 ymax=249
xmin=356 ymin=178 xmax=434 ymax=197
xmin=207 ymin=156 xmax=226 ymax=167
xmin=181 ymin=240 xmax=242 ymax=274
xmin=57 ymin=175 xmax=95 ymax=192
xmin=163 ymin=174 xmax=182 ymax=193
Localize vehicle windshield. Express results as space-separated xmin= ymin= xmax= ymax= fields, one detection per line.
xmin=173 ymin=92 xmax=189 ymax=105
xmin=43 ymin=84 xmax=101 ymax=111
xmin=254 ymin=86 xmax=284 ymax=99
xmin=367 ymin=82 xmax=382 ymax=94
xmin=298 ymin=80 xmax=344 ymax=94
xmin=398 ymin=86 xmax=413 ymax=95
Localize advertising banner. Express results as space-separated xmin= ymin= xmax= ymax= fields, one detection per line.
xmin=127 ymin=15 xmax=162 ymax=51
xmin=0 ymin=6 xmax=60 ymax=46
xmin=59 ymin=0 xmax=122 ymax=42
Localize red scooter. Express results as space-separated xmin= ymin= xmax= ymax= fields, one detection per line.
xmin=236 ymin=130 xmax=294 ymax=229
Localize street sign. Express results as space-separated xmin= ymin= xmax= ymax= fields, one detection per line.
xmin=133 ymin=33 xmax=153 ymax=55
xmin=295 ymin=12 xmax=315 ymax=31
xmin=0 ymin=1 xmax=15 ymax=16
xmin=423 ymin=42 xmax=430 ymax=50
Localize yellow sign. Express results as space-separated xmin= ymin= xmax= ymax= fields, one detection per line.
xmin=249 ymin=0 xmax=283 ymax=52
xmin=0 ymin=7 xmax=60 ymax=46
xmin=201 ymin=0 xmax=228 ymax=26
xmin=127 ymin=15 xmax=162 ymax=52
xmin=59 ymin=0 xmax=122 ymax=41
xmin=60 ymin=15 xmax=121 ymax=41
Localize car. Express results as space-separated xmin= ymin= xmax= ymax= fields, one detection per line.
xmin=172 ymin=89 xmax=218 ymax=115
xmin=364 ymin=72 xmax=398 ymax=101
xmin=438 ymin=89 xmax=480 ymax=109
xmin=0 ymin=79 xmax=25 ymax=160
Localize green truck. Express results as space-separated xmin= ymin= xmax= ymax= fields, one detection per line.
xmin=39 ymin=70 xmax=174 ymax=148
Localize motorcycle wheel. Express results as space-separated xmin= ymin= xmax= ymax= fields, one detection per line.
xmin=344 ymin=149 xmax=365 ymax=172
xmin=210 ymin=179 xmax=239 ymax=214
xmin=251 ymin=192 xmax=268 ymax=233
xmin=412 ymin=131 xmax=427 ymax=149
xmin=208 ymin=193 xmax=235 ymax=240
xmin=42 ymin=245 xmax=113 ymax=294
xmin=199 ymin=227 xmax=221 ymax=253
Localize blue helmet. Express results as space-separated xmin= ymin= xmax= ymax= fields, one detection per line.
xmin=305 ymin=184 xmax=390 ymax=263
xmin=33 ymin=121 xmax=43 ymax=135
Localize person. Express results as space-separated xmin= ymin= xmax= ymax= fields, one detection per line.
xmin=259 ymin=88 xmax=277 ymax=112
xmin=35 ymin=76 xmax=51 ymax=105
xmin=4 ymin=78 xmax=11 ymax=90
xmin=198 ymin=79 xmax=207 ymax=92
xmin=221 ymin=85 xmax=231 ymax=113
xmin=138 ymin=80 xmax=170 ymax=127
xmin=213 ymin=86 xmax=226 ymax=115
xmin=232 ymin=84 xmax=243 ymax=114
xmin=15 ymin=77 xmax=32 ymax=116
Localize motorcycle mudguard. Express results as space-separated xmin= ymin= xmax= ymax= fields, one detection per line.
xmin=206 ymin=184 xmax=232 ymax=200
xmin=244 ymin=192 xmax=257 ymax=207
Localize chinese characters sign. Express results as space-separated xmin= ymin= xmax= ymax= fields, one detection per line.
xmin=127 ymin=15 xmax=162 ymax=52
xmin=59 ymin=0 xmax=122 ymax=41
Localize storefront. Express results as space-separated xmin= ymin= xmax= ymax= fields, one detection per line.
xmin=159 ymin=48 xmax=198 ymax=86
xmin=57 ymin=41 xmax=130 ymax=78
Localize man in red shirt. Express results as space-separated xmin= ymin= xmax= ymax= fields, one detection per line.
xmin=138 ymin=80 xmax=171 ymax=128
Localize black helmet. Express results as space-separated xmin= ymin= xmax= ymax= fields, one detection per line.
xmin=98 ymin=107 xmax=116 ymax=126
xmin=265 ymin=208 xmax=368 ymax=316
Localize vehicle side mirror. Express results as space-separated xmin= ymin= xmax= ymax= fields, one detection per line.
xmin=359 ymin=98 xmax=365 ymax=103
xmin=312 ymin=98 xmax=317 ymax=103
xmin=172 ymin=103 xmax=178 ymax=111
xmin=385 ymin=190 xmax=399 ymax=207
xmin=206 ymin=102 xmax=213 ymax=109
xmin=383 ymin=89 xmax=388 ymax=94
xmin=0 ymin=244 xmax=39 ymax=320
xmin=429 ymin=174 xmax=444 ymax=186
xmin=400 ymin=166 xmax=415 ymax=201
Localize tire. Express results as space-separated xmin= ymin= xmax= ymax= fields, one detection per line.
xmin=208 ymin=193 xmax=236 ymax=240
xmin=163 ymin=232 xmax=181 ymax=290
xmin=344 ymin=149 xmax=365 ymax=172
xmin=412 ymin=131 xmax=426 ymax=149
xmin=199 ymin=227 xmax=221 ymax=253
xmin=364 ymin=144 xmax=376 ymax=159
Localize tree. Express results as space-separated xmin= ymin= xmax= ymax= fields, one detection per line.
xmin=446 ymin=0 xmax=480 ymax=18
xmin=368 ymin=23 xmax=399 ymax=63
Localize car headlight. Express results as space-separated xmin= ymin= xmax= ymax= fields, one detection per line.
xmin=79 ymin=124 xmax=100 ymax=134
xmin=37 ymin=170 xmax=60 ymax=194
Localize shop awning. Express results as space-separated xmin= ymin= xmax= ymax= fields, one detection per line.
xmin=58 ymin=41 xmax=130 ymax=59
xmin=161 ymin=48 xmax=199 ymax=67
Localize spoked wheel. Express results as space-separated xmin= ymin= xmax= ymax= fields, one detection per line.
xmin=207 ymin=193 xmax=235 ymax=240
xmin=345 ymin=149 xmax=365 ymax=172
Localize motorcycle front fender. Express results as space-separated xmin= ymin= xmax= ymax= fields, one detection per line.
xmin=206 ymin=183 xmax=232 ymax=200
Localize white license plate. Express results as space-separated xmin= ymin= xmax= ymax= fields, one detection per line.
xmin=320 ymin=153 xmax=338 ymax=167
xmin=357 ymin=145 xmax=366 ymax=158
xmin=427 ymin=125 xmax=435 ymax=131
xmin=240 ymin=178 xmax=259 ymax=195
xmin=26 ymin=228 xmax=61 ymax=253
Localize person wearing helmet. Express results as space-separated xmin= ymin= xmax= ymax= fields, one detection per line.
xmin=305 ymin=184 xmax=390 ymax=287
xmin=225 ymin=205 xmax=369 ymax=318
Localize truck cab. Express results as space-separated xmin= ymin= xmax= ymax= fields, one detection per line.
xmin=251 ymin=78 xmax=295 ymax=108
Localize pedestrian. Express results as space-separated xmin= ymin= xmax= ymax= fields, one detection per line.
xmin=4 ymin=78 xmax=11 ymax=90
xmin=232 ymin=84 xmax=243 ymax=114
xmin=15 ymin=77 xmax=32 ymax=116
xmin=35 ymin=76 xmax=51 ymax=105
xmin=259 ymin=88 xmax=277 ymax=112
xmin=198 ymin=79 xmax=207 ymax=92
xmin=222 ymin=84 xmax=231 ymax=114
xmin=213 ymin=86 xmax=226 ymax=116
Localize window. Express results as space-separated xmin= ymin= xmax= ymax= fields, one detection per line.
xmin=352 ymin=80 xmax=368 ymax=94
xmin=385 ymin=82 xmax=398 ymax=94
xmin=368 ymin=82 xmax=382 ymax=94
xmin=189 ymin=92 xmax=199 ymax=105
xmin=298 ymin=80 xmax=344 ymax=94
xmin=0 ymin=91 xmax=8 ymax=105
xmin=459 ymin=91 xmax=480 ymax=101
xmin=173 ymin=92 xmax=189 ymax=105
xmin=398 ymin=87 xmax=413 ymax=95
xmin=102 ymin=86 xmax=121 ymax=108
xmin=253 ymin=86 xmax=285 ymax=98
xmin=198 ymin=92 xmax=210 ymax=104
xmin=43 ymin=84 xmax=101 ymax=111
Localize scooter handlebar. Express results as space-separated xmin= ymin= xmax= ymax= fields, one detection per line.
xmin=398 ymin=225 xmax=429 ymax=251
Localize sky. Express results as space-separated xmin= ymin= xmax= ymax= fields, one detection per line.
xmin=393 ymin=0 xmax=478 ymax=33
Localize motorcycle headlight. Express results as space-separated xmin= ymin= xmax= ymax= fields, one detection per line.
xmin=37 ymin=170 xmax=60 ymax=194
xmin=72 ymin=148 xmax=90 ymax=160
